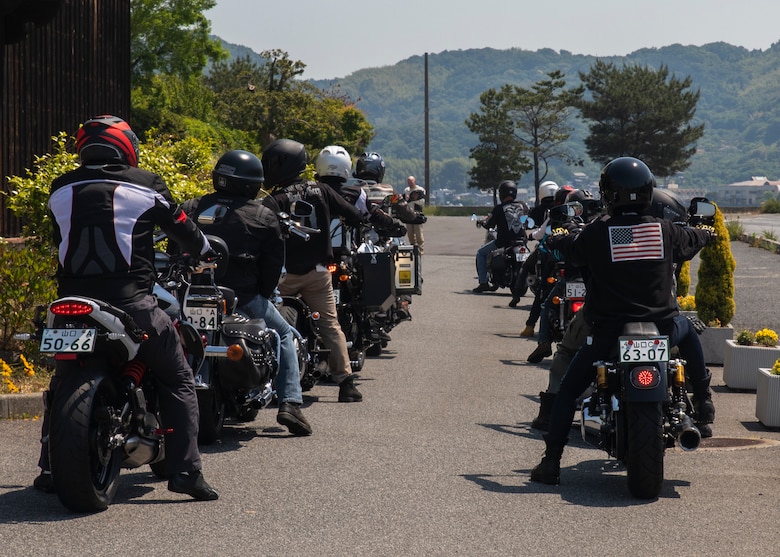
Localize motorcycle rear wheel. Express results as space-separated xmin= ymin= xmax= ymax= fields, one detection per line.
xmin=49 ymin=368 xmax=122 ymax=513
xmin=196 ymin=388 xmax=224 ymax=445
xmin=625 ymin=401 xmax=665 ymax=499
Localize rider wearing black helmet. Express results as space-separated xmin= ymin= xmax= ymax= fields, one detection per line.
xmin=179 ymin=150 xmax=312 ymax=436
xmin=263 ymin=139 xmax=365 ymax=403
xmin=473 ymin=180 xmax=529 ymax=293
xmin=530 ymin=157 xmax=716 ymax=486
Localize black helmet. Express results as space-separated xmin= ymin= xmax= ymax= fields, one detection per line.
xmin=566 ymin=189 xmax=602 ymax=221
xmin=649 ymin=188 xmax=687 ymax=222
xmin=498 ymin=180 xmax=517 ymax=201
xmin=76 ymin=115 xmax=140 ymax=167
xmin=212 ymin=150 xmax=264 ymax=198
xmin=354 ymin=152 xmax=385 ymax=182
xmin=599 ymin=157 xmax=655 ymax=216
xmin=261 ymin=139 xmax=307 ymax=187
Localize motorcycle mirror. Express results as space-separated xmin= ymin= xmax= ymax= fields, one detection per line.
xmin=291 ymin=200 xmax=314 ymax=218
xmin=470 ymin=213 xmax=478 ymax=221
xmin=526 ymin=217 xmax=535 ymax=229
xmin=691 ymin=200 xmax=716 ymax=218
xmin=197 ymin=204 xmax=228 ymax=225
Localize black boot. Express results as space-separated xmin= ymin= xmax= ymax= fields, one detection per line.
xmin=531 ymin=391 xmax=556 ymax=431
xmin=530 ymin=434 xmax=567 ymax=485
xmin=690 ymin=372 xmax=715 ymax=438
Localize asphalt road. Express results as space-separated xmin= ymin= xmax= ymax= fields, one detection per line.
xmin=1 ymin=215 xmax=779 ymax=557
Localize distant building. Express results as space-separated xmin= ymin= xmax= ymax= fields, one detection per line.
xmin=717 ymin=177 xmax=780 ymax=207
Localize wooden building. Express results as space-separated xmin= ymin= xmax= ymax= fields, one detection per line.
xmin=0 ymin=0 xmax=130 ymax=236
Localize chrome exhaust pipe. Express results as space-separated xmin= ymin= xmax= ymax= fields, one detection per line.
xmin=676 ymin=414 xmax=701 ymax=451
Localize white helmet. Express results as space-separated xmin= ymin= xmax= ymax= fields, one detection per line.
xmin=315 ymin=145 xmax=352 ymax=181
xmin=538 ymin=180 xmax=560 ymax=201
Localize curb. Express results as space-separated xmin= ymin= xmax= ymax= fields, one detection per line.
xmin=0 ymin=392 xmax=44 ymax=419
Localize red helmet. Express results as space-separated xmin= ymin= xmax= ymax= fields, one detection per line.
xmin=76 ymin=115 xmax=139 ymax=167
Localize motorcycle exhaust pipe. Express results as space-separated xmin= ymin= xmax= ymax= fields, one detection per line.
xmin=677 ymin=415 xmax=701 ymax=451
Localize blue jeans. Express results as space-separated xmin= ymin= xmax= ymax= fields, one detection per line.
xmin=239 ymin=294 xmax=303 ymax=405
xmin=476 ymin=240 xmax=497 ymax=284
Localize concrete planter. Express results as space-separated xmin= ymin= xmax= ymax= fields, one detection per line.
xmin=699 ymin=324 xmax=733 ymax=365
xmin=722 ymin=340 xmax=780 ymax=390
xmin=756 ymin=368 xmax=780 ymax=428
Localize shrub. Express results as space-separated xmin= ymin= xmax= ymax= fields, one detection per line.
xmin=677 ymin=295 xmax=696 ymax=311
xmin=735 ymin=329 xmax=755 ymax=346
xmin=755 ymin=328 xmax=779 ymax=347
xmin=676 ymin=260 xmax=690 ymax=297
xmin=724 ymin=219 xmax=744 ymax=241
xmin=760 ymin=198 xmax=780 ymax=213
xmin=695 ymin=203 xmax=735 ymax=326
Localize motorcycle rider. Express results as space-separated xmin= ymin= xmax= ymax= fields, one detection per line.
xmin=472 ymin=180 xmax=529 ymax=293
xmin=262 ymin=139 xmax=365 ymax=402
xmin=404 ymin=176 xmax=426 ymax=254
xmin=179 ymin=149 xmax=312 ymax=436
xmin=527 ymin=180 xmax=560 ymax=232
xmin=530 ymin=157 xmax=716 ymax=486
xmin=36 ymin=115 xmax=219 ymax=500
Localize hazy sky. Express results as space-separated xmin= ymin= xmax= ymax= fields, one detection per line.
xmin=206 ymin=0 xmax=780 ymax=80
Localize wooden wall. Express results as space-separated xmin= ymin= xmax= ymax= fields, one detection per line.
xmin=0 ymin=0 xmax=130 ymax=237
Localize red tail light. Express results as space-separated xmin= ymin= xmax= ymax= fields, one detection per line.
xmin=571 ymin=300 xmax=585 ymax=313
xmin=630 ymin=366 xmax=661 ymax=389
xmin=327 ymin=263 xmax=338 ymax=274
xmin=50 ymin=301 xmax=93 ymax=316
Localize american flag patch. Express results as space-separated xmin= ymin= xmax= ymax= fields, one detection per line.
xmin=608 ymin=222 xmax=664 ymax=262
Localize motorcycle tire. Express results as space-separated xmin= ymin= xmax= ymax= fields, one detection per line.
xmin=625 ymin=401 xmax=665 ymax=499
xmin=49 ymin=367 xmax=122 ymax=513
xmin=196 ymin=388 xmax=224 ymax=445
xmin=511 ymin=268 xmax=529 ymax=299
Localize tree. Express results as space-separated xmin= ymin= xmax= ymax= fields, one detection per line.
xmin=578 ymin=61 xmax=705 ymax=178
xmin=205 ymin=53 xmax=373 ymax=153
xmin=465 ymin=88 xmax=531 ymax=203
xmin=130 ymin=0 xmax=226 ymax=88
xmin=503 ymin=71 xmax=583 ymax=202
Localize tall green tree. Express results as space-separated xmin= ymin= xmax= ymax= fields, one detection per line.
xmin=578 ymin=61 xmax=705 ymax=178
xmin=130 ymin=0 xmax=226 ymax=88
xmin=465 ymin=88 xmax=531 ymax=202
xmin=503 ymin=71 xmax=583 ymax=202
xmin=205 ymin=53 xmax=373 ymax=153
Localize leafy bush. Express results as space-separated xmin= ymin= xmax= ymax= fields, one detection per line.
xmin=676 ymin=260 xmax=690 ymax=297
xmin=735 ymin=329 xmax=755 ymax=346
xmin=677 ymin=295 xmax=696 ymax=311
xmin=760 ymin=198 xmax=780 ymax=213
xmin=695 ymin=204 xmax=735 ymax=326
xmin=724 ymin=219 xmax=744 ymax=241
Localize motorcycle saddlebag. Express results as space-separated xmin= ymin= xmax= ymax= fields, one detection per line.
xmin=219 ymin=315 xmax=277 ymax=387
xmin=392 ymin=244 xmax=422 ymax=295
xmin=357 ymin=251 xmax=396 ymax=312
xmin=489 ymin=248 xmax=507 ymax=281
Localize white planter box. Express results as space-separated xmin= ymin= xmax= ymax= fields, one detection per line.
xmin=722 ymin=340 xmax=780 ymax=390
xmin=699 ymin=324 xmax=733 ymax=365
xmin=756 ymin=368 xmax=780 ymax=428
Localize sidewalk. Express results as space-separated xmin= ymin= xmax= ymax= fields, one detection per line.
xmin=0 ymin=392 xmax=44 ymax=419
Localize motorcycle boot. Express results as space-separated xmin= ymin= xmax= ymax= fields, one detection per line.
xmin=168 ymin=469 xmax=219 ymax=501
xmin=527 ymin=341 xmax=553 ymax=363
xmin=690 ymin=372 xmax=715 ymax=438
xmin=338 ymin=376 xmax=363 ymax=402
xmin=277 ymin=402 xmax=313 ymax=436
xmin=530 ymin=434 xmax=568 ymax=485
xmin=520 ymin=325 xmax=535 ymax=337
xmin=531 ymin=391 xmax=556 ymax=431
xmin=472 ymin=283 xmax=491 ymax=293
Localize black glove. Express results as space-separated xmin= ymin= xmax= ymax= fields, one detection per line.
xmin=200 ymin=248 xmax=221 ymax=262
xmin=686 ymin=314 xmax=707 ymax=335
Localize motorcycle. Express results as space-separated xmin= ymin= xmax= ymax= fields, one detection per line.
xmin=471 ymin=214 xmax=531 ymax=298
xmin=544 ymin=261 xmax=586 ymax=343
xmin=579 ymin=199 xmax=717 ymax=499
xmin=16 ymin=286 xmax=207 ymax=512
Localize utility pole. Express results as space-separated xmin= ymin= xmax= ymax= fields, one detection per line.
xmin=424 ymin=52 xmax=430 ymax=206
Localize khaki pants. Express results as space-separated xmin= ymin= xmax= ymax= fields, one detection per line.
xmin=406 ymin=224 xmax=424 ymax=255
xmin=278 ymin=267 xmax=352 ymax=383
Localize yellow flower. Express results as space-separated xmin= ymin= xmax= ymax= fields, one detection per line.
xmin=771 ymin=358 xmax=780 ymax=375
xmin=19 ymin=354 xmax=35 ymax=377
xmin=677 ymin=295 xmax=696 ymax=311
xmin=755 ymin=328 xmax=779 ymax=347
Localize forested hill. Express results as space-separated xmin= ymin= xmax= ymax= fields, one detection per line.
xmin=221 ymin=38 xmax=780 ymax=191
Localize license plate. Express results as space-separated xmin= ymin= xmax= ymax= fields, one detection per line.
xmin=515 ymin=252 xmax=528 ymax=262
xmin=40 ymin=328 xmax=97 ymax=353
xmin=185 ymin=305 xmax=219 ymax=330
xmin=619 ymin=336 xmax=669 ymax=363
xmin=565 ymin=281 xmax=586 ymax=298
xmin=333 ymin=288 xmax=340 ymax=306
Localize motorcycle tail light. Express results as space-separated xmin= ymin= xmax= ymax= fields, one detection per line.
xmin=50 ymin=300 xmax=93 ymax=316
xmin=630 ymin=366 xmax=661 ymax=389
xmin=551 ymin=296 xmax=562 ymax=305
xmin=226 ymin=344 xmax=244 ymax=361
xmin=339 ymin=274 xmax=350 ymax=282
xmin=571 ymin=300 xmax=585 ymax=313
xmin=327 ymin=263 xmax=339 ymax=274
xmin=546 ymin=276 xmax=556 ymax=284
xmin=311 ymin=311 xmax=321 ymax=320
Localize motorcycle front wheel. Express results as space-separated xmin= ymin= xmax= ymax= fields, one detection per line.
xmin=625 ymin=401 xmax=665 ymax=499
xmin=49 ymin=367 xmax=122 ymax=513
